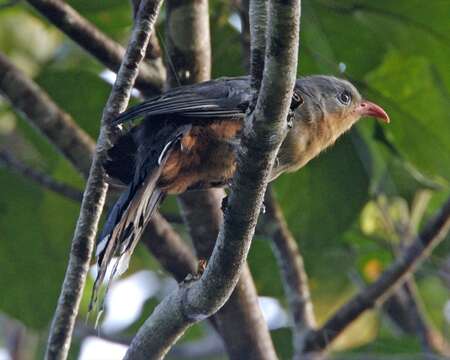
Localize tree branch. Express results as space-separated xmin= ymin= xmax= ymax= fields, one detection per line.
xmin=0 ymin=52 xmax=95 ymax=177
xmin=25 ymin=0 xmax=165 ymax=96
xmin=0 ymin=150 xmax=83 ymax=202
xmin=178 ymin=189 xmax=278 ymax=360
xmin=163 ymin=0 xmax=277 ymax=357
xmin=264 ymin=188 xmax=316 ymax=356
xmin=124 ymin=0 xmax=300 ymax=357
xmin=164 ymin=0 xmax=211 ymax=87
xmin=45 ymin=1 xmax=163 ymax=358
xmin=301 ymin=196 xmax=450 ymax=354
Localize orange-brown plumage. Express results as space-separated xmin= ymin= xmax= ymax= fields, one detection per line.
xmin=159 ymin=120 xmax=242 ymax=194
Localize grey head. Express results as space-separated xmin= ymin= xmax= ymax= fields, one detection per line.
xmin=273 ymin=75 xmax=389 ymax=177
xmin=295 ymin=75 xmax=388 ymax=127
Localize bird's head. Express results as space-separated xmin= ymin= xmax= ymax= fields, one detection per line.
xmin=294 ymin=75 xmax=388 ymax=145
xmin=294 ymin=75 xmax=389 ymax=131
xmin=277 ymin=76 xmax=389 ymax=175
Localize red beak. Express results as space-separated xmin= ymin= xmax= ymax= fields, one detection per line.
xmin=357 ymin=100 xmax=390 ymax=123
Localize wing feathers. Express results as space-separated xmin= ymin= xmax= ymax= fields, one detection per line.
xmin=113 ymin=77 xmax=251 ymax=125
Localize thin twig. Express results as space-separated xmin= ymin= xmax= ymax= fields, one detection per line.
xmin=383 ymin=279 xmax=450 ymax=357
xmin=379 ymin=195 xmax=450 ymax=357
xmin=0 ymin=52 xmax=95 ymax=177
xmin=301 ymin=196 xmax=450 ymax=354
xmin=26 ymin=0 xmax=165 ymax=96
xmin=124 ymin=0 xmax=300 ymax=357
xmin=45 ymin=1 xmax=163 ymax=358
xmin=264 ymin=187 xmax=316 ymax=356
xmin=0 ymin=40 xmax=205 ymax=359
xmin=0 ymin=150 xmax=83 ymax=202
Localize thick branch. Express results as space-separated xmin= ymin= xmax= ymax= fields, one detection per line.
xmin=302 ymin=196 xmax=450 ymax=353
xmin=125 ymin=0 xmax=300 ymax=357
xmin=0 ymin=52 xmax=95 ymax=177
xmin=164 ymin=0 xmax=276 ymax=357
xmin=45 ymin=1 xmax=163 ymax=358
xmin=264 ymin=188 xmax=316 ymax=355
xmin=179 ymin=189 xmax=278 ymax=360
xmin=26 ymin=0 xmax=165 ymax=96
xmin=0 ymin=150 xmax=83 ymax=202
xmin=164 ymin=0 xmax=211 ymax=87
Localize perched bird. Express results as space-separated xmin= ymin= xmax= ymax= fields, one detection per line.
xmin=90 ymin=75 xmax=389 ymax=310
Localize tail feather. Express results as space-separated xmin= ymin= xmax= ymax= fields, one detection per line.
xmin=88 ymin=124 xmax=191 ymax=320
xmin=89 ymin=177 xmax=164 ymax=316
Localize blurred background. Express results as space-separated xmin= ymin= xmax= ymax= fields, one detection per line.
xmin=0 ymin=0 xmax=449 ymax=359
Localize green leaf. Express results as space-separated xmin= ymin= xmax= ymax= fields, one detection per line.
xmin=248 ymin=237 xmax=284 ymax=298
xmin=366 ymin=51 xmax=450 ymax=180
xmin=35 ymin=68 xmax=110 ymax=140
xmin=0 ymin=168 xmax=79 ymax=329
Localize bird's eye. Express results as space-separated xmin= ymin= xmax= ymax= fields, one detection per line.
xmin=338 ymin=91 xmax=352 ymax=105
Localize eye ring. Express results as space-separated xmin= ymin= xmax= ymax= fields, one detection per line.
xmin=338 ymin=91 xmax=352 ymax=105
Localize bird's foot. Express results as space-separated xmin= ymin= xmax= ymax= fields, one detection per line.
xmin=182 ymin=259 xmax=208 ymax=285
xmin=260 ymin=201 xmax=266 ymax=214
xmin=221 ymin=195 xmax=229 ymax=212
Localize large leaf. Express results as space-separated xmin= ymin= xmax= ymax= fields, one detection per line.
xmin=35 ymin=68 xmax=110 ymax=139
xmin=274 ymin=134 xmax=370 ymax=278
xmin=0 ymin=168 xmax=79 ymax=329
xmin=365 ymin=51 xmax=450 ymax=180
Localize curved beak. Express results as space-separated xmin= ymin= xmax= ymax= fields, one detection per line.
xmin=357 ymin=100 xmax=390 ymax=123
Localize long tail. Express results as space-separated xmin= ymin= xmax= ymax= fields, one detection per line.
xmin=89 ymin=123 xmax=191 ymax=319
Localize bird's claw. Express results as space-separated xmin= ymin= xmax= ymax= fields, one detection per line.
xmin=260 ymin=202 xmax=266 ymax=214
xmin=197 ymin=259 xmax=207 ymax=275
xmin=182 ymin=259 xmax=207 ymax=285
xmin=221 ymin=195 xmax=229 ymax=212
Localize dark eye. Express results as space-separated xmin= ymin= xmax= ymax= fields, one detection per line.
xmin=338 ymin=91 xmax=352 ymax=105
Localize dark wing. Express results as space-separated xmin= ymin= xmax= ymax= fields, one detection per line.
xmin=113 ymin=76 xmax=251 ymax=125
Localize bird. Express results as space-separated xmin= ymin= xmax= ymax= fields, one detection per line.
xmin=90 ymin=75 xmax=389 ymax=312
